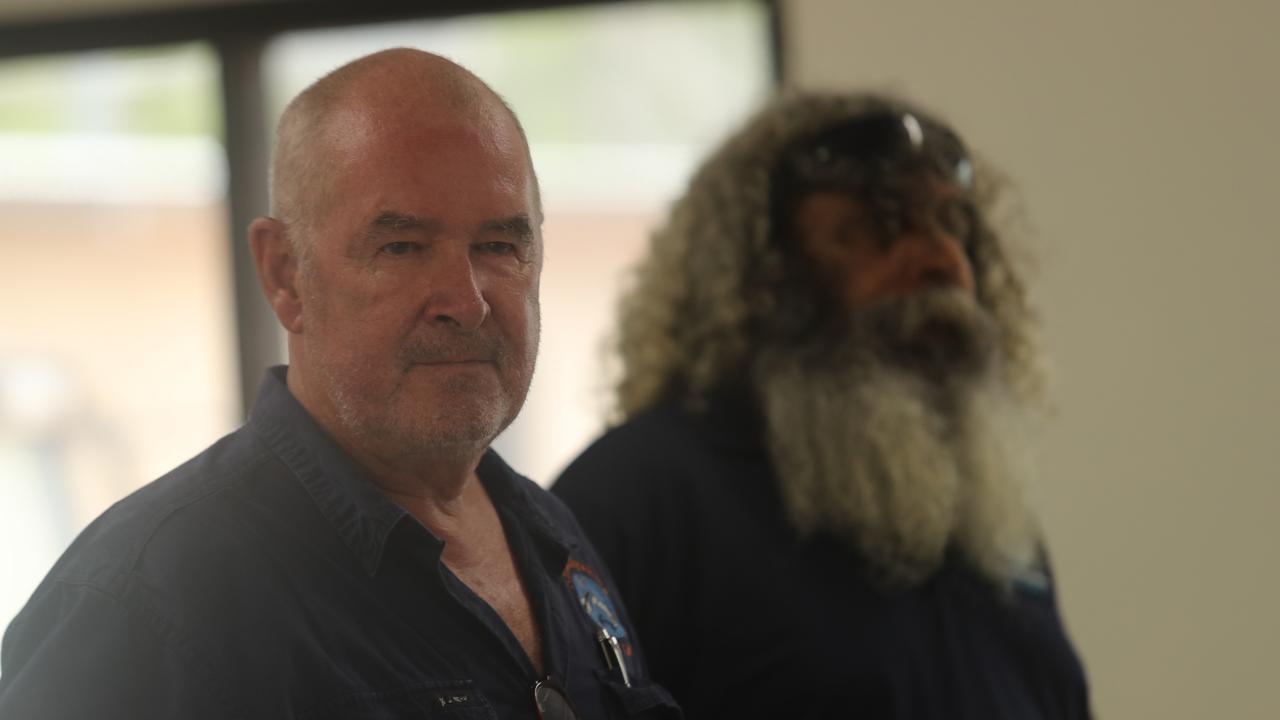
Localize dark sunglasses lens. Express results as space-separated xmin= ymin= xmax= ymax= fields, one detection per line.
xmin=534 ymin=680 xmax=579 ymax=720
xmin=820 ymin=113 xmax=916 ymax=162
xmin=789 ymin=111 xmax=972 ymax=189
xmin=934 ymin=127 xmax=973 ymax=187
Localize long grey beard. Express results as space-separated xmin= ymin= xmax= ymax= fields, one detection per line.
xmin=756 ymin=289 xmax=1042 ymax=589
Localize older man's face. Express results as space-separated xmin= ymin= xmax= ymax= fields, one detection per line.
xmin=294 ymin=103 xmax=541 ymax=458
xmin=792 ymin=173 xmax=976 ymax=310
xmin=790 ymin=172 xmax=992 ymax=380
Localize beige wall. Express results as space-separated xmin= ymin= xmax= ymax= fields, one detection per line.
xmin=781 ymin=0 xmax=1280 ymax=717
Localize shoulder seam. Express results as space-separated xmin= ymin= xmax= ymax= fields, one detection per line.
xmin=123 ymin=434 xmax=274 ymax=577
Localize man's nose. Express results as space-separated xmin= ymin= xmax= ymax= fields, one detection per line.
xmin=425 ymin=245 xmax=490 ymax=332
xmin=897 ymin=227 xmax=976 ymax=294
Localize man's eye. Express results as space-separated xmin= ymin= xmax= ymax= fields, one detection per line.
xmin=479 ymin=241 xmax=516 ymax=256
xmin=866 ymin=194 xmax=903 ymax=248
xmin=936 ymin=199 xmax=975 ymax=243
xmin=876 ymin=212 xmax=904 ymax=238
xmin=871 ymin=211 xmax=903 ymax=250
xmin=381 ymin=241 xmax=416 ymax=256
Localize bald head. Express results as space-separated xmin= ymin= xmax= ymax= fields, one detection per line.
xmin=269 ymin=48 xmax=537 ymax=258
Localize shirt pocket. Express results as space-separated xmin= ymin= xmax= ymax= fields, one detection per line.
xmin=598 ymin=674 xmax=683 ymax=720
xmin=300 ymin=680 xmax=497 ymax=720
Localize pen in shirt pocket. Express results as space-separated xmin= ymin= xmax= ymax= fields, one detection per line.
xmin=596 ymin=628 xmax=631 ymax=687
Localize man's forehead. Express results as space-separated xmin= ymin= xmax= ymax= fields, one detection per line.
xmin=323 ymin=94 xmax=519 ymax=148
xmin=316 ymin=97 xmax=533 ymax=194
xmin=341 ymin=143 xmax=540 ymax=234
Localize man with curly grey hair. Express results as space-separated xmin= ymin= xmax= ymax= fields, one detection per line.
xmin=553 ymin=93 xmax=1091 ymax=718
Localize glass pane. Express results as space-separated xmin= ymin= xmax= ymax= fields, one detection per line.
xmin=264 ymin=0 xmax=772 ymax=485
xmin=0 ymin=44 xmax=237 ymax=630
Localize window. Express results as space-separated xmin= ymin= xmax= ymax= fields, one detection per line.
xmin=0 ymin=44 xmax=236 ymax=628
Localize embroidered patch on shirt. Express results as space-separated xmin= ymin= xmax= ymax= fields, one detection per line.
xmin=563 ymin=558 xmax=631 ymax=654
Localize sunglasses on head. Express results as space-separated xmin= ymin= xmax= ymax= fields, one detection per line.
xmin=779 ymin=109 xmax=973 ymax=193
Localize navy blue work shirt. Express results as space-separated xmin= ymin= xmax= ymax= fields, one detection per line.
xmin=554 ymin=395 xmax=1092 ymax=720
xmin=0 ymin=367 xmax=677 ymax=719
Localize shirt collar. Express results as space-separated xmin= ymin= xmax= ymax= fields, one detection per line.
xmin=477 ymin=450 xmax=577 ymax=573
xmin=249 ymin=366 xmax=409 ymax=576
xmin=248 ymin=366 xmax=574 ymax=576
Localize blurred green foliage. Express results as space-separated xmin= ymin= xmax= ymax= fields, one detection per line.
xmin=265 ymin=0 xmax=769 ymax=147
xmin=0 ymin=43 xmax=219 ymax=136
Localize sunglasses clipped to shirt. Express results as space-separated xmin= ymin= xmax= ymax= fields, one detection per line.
xmin=533 ymin=677 xmax=580 ymax=720
xmin=533 ymin=629 xmax=631 ymax=720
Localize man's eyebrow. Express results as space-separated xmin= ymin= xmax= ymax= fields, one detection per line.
xmin=481 ymin=215 xmax=536 ymax=242
xmin=370 ymin=211 xmax=439 ymax=233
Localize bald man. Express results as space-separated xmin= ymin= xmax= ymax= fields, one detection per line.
xmin=0 ymin=49 xmax=677 ymax=719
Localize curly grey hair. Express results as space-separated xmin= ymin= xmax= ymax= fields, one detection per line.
xmin=613 ymin=91 xmax=1043 ymax=419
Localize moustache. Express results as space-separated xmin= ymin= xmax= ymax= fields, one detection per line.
xmin=398 ymin=332 xmax=506 ymax=367
xmin=861 ymin=288 xmax=997 ymax=379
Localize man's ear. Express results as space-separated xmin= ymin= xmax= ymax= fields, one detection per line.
xmin=249 ymin=217 xmax=305 ymax=334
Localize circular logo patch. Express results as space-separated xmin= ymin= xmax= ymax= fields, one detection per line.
xmin=565 ymin=563 xmax=627 ymax=640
